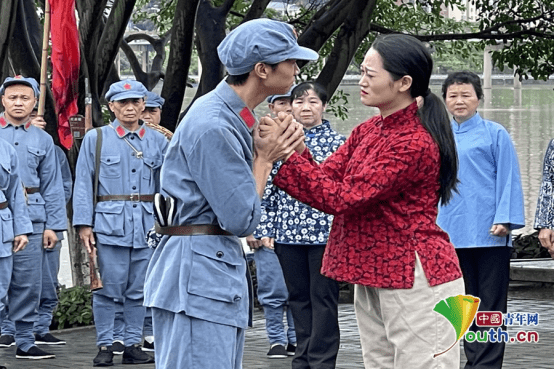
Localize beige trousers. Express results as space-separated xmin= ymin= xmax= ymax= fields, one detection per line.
xmin=354 ymin=254 xmax=465 ymax=369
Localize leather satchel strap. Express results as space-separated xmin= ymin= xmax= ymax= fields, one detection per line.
xmin=0 ymin=202 xmax=7 ymax=210
xmin=97 ymin=194 xmax=154 ymax=202
xmin=155 ymin=223 xmax=233 ymax=236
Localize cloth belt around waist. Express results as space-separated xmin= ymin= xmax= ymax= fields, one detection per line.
xmin=96 ymin=194 xmax=155 ymax=202
xmin=155 ymin=223 xmax=233 ymax=236
xmin=25 ymin=187 xmax=40 ymax=194
xmin=0 ymin=202 xmax=7 ymax=210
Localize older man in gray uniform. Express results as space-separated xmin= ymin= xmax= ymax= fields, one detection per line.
xmin=73 ymin=80 xmax=167 ymax=367
xmin=143 ymin=19 xmax=317 ymax=369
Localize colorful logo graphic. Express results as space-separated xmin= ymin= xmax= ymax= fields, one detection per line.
xmin=433 ymin=294 xmax=481 ymax=357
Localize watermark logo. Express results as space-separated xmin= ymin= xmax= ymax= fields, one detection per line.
xmin=433 ymin=295 xmax=540 ymax=358
xmin=433 ymin=294 xmax=480 ymax=357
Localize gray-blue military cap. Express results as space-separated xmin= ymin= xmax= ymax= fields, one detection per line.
xmin=0 ymin=75 xmax=40 ymax=97
xmin=144 ymin=91 xmax=165 ymax=108
xmin=217 ymin=19 xmax=319 ymax=76
xmin=105 ymin=80 xmax=148 ymax=102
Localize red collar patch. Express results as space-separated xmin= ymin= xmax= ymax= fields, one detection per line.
xmin=115 ymin=125 xmax=126 ymax=138
xmin=138 ymin=127 xmax=146 ymax=139
xmin=24 ymin=121 xmax=32 ymax=130
xmin=0 ymin=117 xmax=6 ymax=128
xmin=239 ymin=107 xmax=256 ymax=129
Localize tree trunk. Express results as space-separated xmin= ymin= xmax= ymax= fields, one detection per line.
xmin=0 ymin=0 xmax=18 ymax=77
xmin=159 ymin=0 xmax=200 ymax=132
xmin=316 ymin=0 xmax=377 ymax=97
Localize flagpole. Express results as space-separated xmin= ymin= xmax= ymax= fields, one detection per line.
xmin=38 ymin=0 xmax=51 ymax=117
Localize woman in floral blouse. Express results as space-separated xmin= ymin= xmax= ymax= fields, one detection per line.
xmin=254 ymin=34 xmax=465 ymax=368
xmin=255 ymin=82 xmax=346 ymax=368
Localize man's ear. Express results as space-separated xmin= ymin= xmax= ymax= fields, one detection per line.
xmin=108 ymin=102 xmax=115 ymax=113
xmin=253 ymin=63 xmax=269 ymax=80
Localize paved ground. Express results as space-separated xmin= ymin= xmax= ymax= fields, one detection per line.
xmin=0 ymin=281 xmax=552 ymax=368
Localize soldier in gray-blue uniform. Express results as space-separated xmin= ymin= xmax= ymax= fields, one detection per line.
xmin=143 ymin=19 xmax=317 ymax=369
xmin=0 ymin=139 xmax=33 ymax=369
xmin=113 ymin=90 xmax=166 ymax=355
xmin=0 ymin=76 xmax=67 ymax=360
xmin=0 ymin=139 xmax=33 ymax=351
xmin=28 ymin=107 xmax=73 ymax=345
xmin=73 ymin=80 xmax=167 ymax=367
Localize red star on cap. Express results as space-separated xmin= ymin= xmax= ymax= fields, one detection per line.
xmin=123 ymin=83 xmax=132 ymax=90
xmin=14 ymin=75 xmax=22 ymax=79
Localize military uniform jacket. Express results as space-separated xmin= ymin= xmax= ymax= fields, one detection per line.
xmin=0 ymin=139 xmax=33 ymax=257
xmin=144 ymin=80 xmax=262 ymax=329
xmin=73 ymin=120 xmax=168 ymax=248
xmin=0 ymin=113 xmax=67 ymax=234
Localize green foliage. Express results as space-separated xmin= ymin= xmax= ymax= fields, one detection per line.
xmin=327 ymin=89 xmax=350 ymax=121
xmin=512 ymin=232 xmax=551 ymax=259
xmin=133 ymin=0 xmax=177 ymax=33
xmin=51 ymin=285 xmax=93 ymax=330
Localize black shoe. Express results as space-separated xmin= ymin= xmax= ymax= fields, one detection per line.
xmin=34 ymin=332 xmax=66 ymax=345
xmin=122 ymin=344 xmax=155 ymax=364
xmin=142 ymin=340 xmax=154 ymax=352
xmin=93 ymin=346 xmax=114 ymax=367
xmin=267 ymin=344 xmax=288 ymax=359
xmin=15 ymin=345 xmax=56 ymax=359
xmin=0 ymin=335 xmax=15 ymax=348
xmin=112 ymin=340 xmax=125 ymax=355
xmin=286 ymin=343 xmax=296 ymax=356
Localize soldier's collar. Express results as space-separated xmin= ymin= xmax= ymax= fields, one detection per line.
xmin=216 ymin=81 xmax=257 ymax=132
xmin=113 ymin=120 xmax=146 ymax=140
xmin=0 ymin=114 xmax=32 ymax=130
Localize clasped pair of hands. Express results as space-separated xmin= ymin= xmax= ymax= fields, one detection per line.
xmin=253 ymin=112 xmax=306 ymax=164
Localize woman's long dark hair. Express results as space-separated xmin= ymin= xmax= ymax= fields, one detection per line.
xmin=371 ymin=34 xmax=458 ymax=205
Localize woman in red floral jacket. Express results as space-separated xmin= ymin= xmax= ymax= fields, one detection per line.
xmin=255 ymin=34 xmax=465 ymax=369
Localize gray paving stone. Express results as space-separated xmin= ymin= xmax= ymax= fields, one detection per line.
xmin=0 ymin=281 xmax=551 ymax=368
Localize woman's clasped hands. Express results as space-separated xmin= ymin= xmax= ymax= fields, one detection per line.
xmin=253 ymin=111 xmax=306 ymax=163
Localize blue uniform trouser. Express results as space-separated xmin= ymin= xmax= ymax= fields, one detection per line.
xmin=254 ymin=247 xmax=296 ymax=346
xmin=114 ymin=302 xmax=153 ymax=342
xmin=1 ymin=233 xmax=43 ymax=351
xmin=93 ymin=243 xmax=152 ymax=347
xmin=114 ymin=299 xmax=124 ymax=342
xmin=33 ymin=241 xmax=61 ymax=335
xmin=152 ymin=307 xmax=245 ymax=369
xmin=0 ymin=256 xmax=13 ymax=324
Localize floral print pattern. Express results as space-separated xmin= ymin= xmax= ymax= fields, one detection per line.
xmin=254 ymin=120 xmax=345 ymax=245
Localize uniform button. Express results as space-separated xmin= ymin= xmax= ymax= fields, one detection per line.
xmin=14 ymin=142 xmax=18 ymax=145
xmin=132 ymin=186 xmax=136 ymax=190
xmin=132 ymin=169 xmax=136 ymax=173
xmin=133 ymin=204 xmax=137 ymax=208
xmin=130 ymin=136 xmax=135 ymax=140
xmin=233 ymin=295 xmax=241 ymax=302
xmin=216 ymin=251 xmax=224 ymax=258
xmin=14 ymin=126 xmax=18 ymax=130
xmin=107 ymin=159 xmax=110 ymax=162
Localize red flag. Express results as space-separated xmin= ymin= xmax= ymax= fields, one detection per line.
xmin=49 ymin=0 xmax=80 ymax=149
